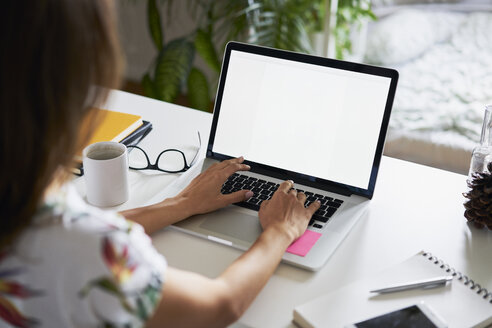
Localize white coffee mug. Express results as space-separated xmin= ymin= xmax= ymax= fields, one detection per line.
xmin=82 ymin=142 xmax=129 ymax=207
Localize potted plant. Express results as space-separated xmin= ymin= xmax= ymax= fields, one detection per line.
xmin=139 ymin=0 xmax=375 ymax=111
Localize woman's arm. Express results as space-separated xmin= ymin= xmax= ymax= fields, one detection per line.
xmin=147 ymin=180 xmax=320 ymax=327
xmin=120 ymin=157 xmax=253 ymax=234
xmin=119 ymin=196 xmax=193 ymax=235
xmin=122 ymin=157 xmax=319 ymax=326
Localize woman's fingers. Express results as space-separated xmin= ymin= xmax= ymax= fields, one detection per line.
xmin=218 ymin=156 xmax=244 ymax=169
xmin=222 ymin=162 xmax=250 ymax=178
xmin=209 ymin=157 xmax=250 ymax=178
xmin=277 ymin=180 xmax=294 ymax=194
xmin=208 ymin=156 xmax=244 ymax=173
xmin=297 ymin=191 xmax=307 ymax=204
xmin=260 ymin=199 xmax=270 ymax=209
xmin=221 ymin=189 xmax=254 ymax=207
xmin=306 ymin=200 xmax=321 ymax=215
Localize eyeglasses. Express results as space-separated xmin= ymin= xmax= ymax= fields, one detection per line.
xmin=128 ymin=132 xmax=201 ymax=173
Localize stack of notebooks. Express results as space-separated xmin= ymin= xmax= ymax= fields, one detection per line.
xmin=73 ymin=109 xmax=152 ymax=176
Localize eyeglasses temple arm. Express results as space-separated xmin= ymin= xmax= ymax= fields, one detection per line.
xmin=189 ymin=131 xmax=202 ymax=166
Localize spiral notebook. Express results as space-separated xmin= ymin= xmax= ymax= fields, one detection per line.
xmin=294 ymin=251 xmax=492 ymax=328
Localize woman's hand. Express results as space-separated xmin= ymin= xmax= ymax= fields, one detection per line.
xmin=147 ymin=180 xmax=321 ymax=328
xmin=176 ymin=157 xmax=253 ymax=217
xmin=258 ymin=180 xmax=320 ymax=243
xmin=121 ymin=157 xmax=252 ymax=234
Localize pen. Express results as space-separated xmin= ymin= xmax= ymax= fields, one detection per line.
xmin=370 ymin=275 xmax=454 ymax=294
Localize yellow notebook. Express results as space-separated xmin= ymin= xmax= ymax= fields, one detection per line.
xmin=87 ymin=109 xmax=142 ymax=145
xmin=74 ymin=109 xmax=142 ymax=165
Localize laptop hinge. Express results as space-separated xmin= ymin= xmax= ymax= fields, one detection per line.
xmin=207 ymin=153 xmax=355 ymax=198
xmin=297 ymin=179 xmax=353 ymax=197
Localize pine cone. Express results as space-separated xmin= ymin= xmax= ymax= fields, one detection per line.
xmin=463 ymin=162 xmax=492 ymax=230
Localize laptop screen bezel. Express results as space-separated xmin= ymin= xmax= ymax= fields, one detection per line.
xmin=207 ymin=42 xmax=398 ymax=199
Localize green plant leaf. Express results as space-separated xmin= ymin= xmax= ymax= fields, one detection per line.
xmin=78 ymin=277 xmax=134 ymax=314
xmin=141 ymin=73 xmax=156 ymax=99
xmin=93 ymin=277 xmax=120 ymax=295
xmin=143 ymin=284 xmax=161 ymax=307
xmin=147 ymin=0 xmax=163 ymax=50
xmin=154 ymin=38 xmax=194 ymax=103
xmin=243 ymin=2 xmax=314 ymax=54
xmin=213 ymin=2 xmax=250 ymax=45
xmin=195 ymin=29 xmax=221 ymax=73
xmin=187 ymin=67 xmax=210 ymax=112
xmin=138 ymin=0 xmax=377 ymax=103
xmin=136 ymin=298 xmax=148 ymax=320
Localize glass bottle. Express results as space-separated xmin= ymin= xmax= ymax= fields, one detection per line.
xmin=469 ymin=105 xmax=492 ymax=176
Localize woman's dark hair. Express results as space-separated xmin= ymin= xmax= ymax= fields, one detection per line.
xmin=0 ymin=0 xmax=122 ymax=247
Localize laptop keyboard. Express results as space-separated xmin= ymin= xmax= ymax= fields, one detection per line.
xmin=221 ymin=173 xmax=344 ymax=228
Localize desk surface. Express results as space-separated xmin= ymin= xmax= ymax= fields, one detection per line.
xmin=76 ymin=90 xmax=492 ymax=328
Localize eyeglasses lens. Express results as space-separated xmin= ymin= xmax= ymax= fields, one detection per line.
xmin=157 ymin=151 xmax=186 ymax=172
xmin=128 ymin=147 xmax=148 ymax=169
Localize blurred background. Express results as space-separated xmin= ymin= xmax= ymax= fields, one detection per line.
xmin=117 ymin=0 xmax=492 ymax=174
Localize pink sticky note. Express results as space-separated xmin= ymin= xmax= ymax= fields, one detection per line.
xmin=286 ymin=230 xmax=322 ymax=257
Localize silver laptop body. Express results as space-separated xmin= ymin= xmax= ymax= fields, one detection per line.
xmin=164 ymin=42 xmax=398 ymax=271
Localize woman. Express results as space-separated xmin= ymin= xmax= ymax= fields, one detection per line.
xmin=0 ymin=1 xmax=319 ymax=327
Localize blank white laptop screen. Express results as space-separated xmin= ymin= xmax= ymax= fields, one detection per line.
xmin=213 ymin=50 xmax=392 ymax=190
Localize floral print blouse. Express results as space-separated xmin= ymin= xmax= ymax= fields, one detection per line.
xmin=0 ymin=184 xmax=167 ymax=328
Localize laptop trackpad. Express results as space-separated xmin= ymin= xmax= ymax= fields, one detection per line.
xmin=199 ymin=207 xmax=262 ymax=243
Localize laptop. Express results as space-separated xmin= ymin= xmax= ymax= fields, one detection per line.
xmin=159 ymin=42 xmax=398 ymax=271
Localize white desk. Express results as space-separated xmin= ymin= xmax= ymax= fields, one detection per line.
xmin=76 ymin=90 xmax=492 ymax=328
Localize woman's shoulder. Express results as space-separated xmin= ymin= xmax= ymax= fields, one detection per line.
xmin=27 ymin=182 xmax=166 ymax=270
xmin=34 ymin=182 xmax=132 ymax=233
xmin=0 ymin=183 xmax=167 ymax=327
